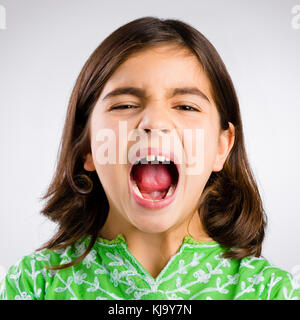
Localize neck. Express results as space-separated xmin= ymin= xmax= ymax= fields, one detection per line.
xmin=98 ymin=210 xmax=212 ymax=278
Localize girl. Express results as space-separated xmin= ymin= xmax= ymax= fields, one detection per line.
xmin=1 ymin=16 xmax=299 ymax=300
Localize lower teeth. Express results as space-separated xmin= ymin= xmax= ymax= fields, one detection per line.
xmin=165 ymin=184 xmax=175 ymax=197
xmin=131 ymin=180 xmax=176 ymax=201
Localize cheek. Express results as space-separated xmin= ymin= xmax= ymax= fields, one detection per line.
xmin=90 ymin=114 xmax=119 ymax=163
xmin=93 ymin=163 xmax=127 ymax=208
xmin=204 ymin=127 xmax=219 ymax=165
xmin=90 ymin=119 xmax=130 ymax=193
xmin=182 ymin=125 xmax=218 ymax=176
xmin=91 ymin=115 xmax=136 ymax=167
xmin=95 ymin=164 xmax=120 ymax=186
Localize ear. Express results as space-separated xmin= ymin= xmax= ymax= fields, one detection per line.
xmin=212 ymin=122 xmax=235 ymax=172
xmin=83 ymin=152 xmax=96 ymax=171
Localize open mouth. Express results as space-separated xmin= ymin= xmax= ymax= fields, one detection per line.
xmin=129 ymin=155 xmax=179 ymax=203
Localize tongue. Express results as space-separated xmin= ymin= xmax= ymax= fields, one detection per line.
xmin=132 ymin=164 xmax=172 ymax=200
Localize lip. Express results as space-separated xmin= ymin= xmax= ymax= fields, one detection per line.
xmin=128 ymin=147 xmax=181 ymax=210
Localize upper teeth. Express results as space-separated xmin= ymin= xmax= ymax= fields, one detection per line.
xmin=136 ymin=155 xmax=171 ymax=164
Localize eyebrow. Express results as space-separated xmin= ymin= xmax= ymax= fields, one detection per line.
xmin=102 ymin=86 xmax=210 ymax=103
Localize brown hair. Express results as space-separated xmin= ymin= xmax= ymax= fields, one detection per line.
xmin=37 ymin=16 xmax=267 ymax=269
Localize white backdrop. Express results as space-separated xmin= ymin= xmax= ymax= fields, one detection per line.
xmin=0 ymin=0 xmax=299 ymax=279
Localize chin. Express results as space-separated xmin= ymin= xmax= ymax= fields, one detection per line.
xmin=128 ymin=212 xmax=178 ymax=234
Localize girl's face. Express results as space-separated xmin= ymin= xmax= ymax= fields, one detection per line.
xmin=84 ymin=44 xmax=234 ymax=237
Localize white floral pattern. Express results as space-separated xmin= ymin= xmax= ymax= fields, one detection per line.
xmin=0 ymin=235 xmax=299 ymax=300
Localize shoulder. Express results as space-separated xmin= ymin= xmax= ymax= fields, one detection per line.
xmin=0 ymin=237 xmax=90 ymax=300
xmin=0 ymin=250 xmax=50 ymax=300
xmin=233 ymin=255 xmax=300 ymax=300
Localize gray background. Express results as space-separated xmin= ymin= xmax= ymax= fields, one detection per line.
xmin=0 ymin=0 xmax=299 ymax=276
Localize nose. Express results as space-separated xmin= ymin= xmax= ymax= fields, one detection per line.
xmin=137 ymin=104 xmax=173 ymax=135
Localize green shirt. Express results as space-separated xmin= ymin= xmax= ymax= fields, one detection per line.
xmin=0 ymin=234 xmax=299 ymax=300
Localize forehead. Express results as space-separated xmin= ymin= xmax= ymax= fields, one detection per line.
xmin=101 ymin=44 xmax=212 ymax=96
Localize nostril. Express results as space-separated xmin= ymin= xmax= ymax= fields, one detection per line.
xmin=144 ymin=128 xmax=168 ymax=134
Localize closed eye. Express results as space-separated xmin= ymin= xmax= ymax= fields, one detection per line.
xmin=173 ymin=105 xmax=200 ymax=112
xmin=109 ymin=104 xmax=138 ymax=111
xmin=110 ymin=104 xmax=200 ymax=112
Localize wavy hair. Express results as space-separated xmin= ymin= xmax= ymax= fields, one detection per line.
xmin=37 ymin=16 xmax=267 ymax=269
